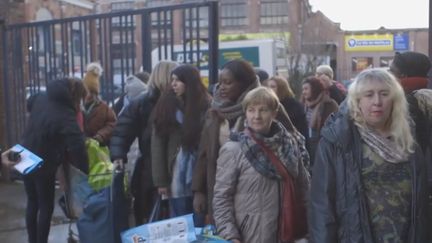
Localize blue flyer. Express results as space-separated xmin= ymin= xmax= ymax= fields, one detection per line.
xmin=11 ymin=144 xmax=43 ymax=175
xmin=121 ymin=214 xmax=196 ymax=243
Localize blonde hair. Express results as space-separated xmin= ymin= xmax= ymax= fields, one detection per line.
xmin=347 ymin=68 xmax=414 ymax=153
xmin=242 ymin=86 xmax=280 ymax=112
xmin=147 ymin=60 xmax=179 ymax=92
xmin=265 ymin=76 xmax=295 ymax=99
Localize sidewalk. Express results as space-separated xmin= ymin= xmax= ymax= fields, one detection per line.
xmin=0 ymin=179 xmax=76 ymax=242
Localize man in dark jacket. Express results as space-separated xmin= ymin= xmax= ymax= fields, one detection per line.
xmin=21 ymin=77 xmax=88 ymax=243
xmin=389 ymin=51 xmax=432 ymax=234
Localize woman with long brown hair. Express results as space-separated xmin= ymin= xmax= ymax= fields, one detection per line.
xmin=301 ymin=76 xmax=338 ymax=164
xmin=151 ymin=64 xmax=210 ymax=224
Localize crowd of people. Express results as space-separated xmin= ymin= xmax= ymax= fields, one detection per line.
xmin=1 ymin=51 xmax=431 ymax=243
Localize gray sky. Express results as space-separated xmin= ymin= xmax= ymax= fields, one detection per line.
xmin=308 ymin=0 xmax=429 ymax=30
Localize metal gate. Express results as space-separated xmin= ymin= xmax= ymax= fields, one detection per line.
xmin=2 ymin=1 xmax=219 ymax=145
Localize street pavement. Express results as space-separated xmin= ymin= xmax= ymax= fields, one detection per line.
xmin=0 ymin=178 xmax=77 ymax=243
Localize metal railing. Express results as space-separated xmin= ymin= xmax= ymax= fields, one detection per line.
xmin=2 ymin=1 xmax=219 ymax=145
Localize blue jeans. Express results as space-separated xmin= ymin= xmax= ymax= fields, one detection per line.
xmin=170 ymin=196 xmax=205 ymax=227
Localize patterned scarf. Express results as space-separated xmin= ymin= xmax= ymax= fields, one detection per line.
xmin=211 ymin=79 xmax=260 ymax=120
xmin=230 ymin=121 xmax=309 ymax=181
xmin=356 ymin=124 xmax=408 ymax=163
xmin=231 ymin=122 xmax=310 ymax=242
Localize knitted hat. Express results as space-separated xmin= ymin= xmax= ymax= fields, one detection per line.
xmin=316 ymin=65 xmax=334 ymax=79
xmin=254 ymin=68 xmax=269 ymax=83
xmin=83 ymin=62 xmax=103 ymax=94
xmin=125 ymin=75 xmax=147 ymax=100
xmin=392 ymin=51 xmax=431 ymax=77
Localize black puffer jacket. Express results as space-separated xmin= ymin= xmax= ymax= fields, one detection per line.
xmin=22 ymin=79 xmax=88 ymax=175
xmin=308 ymin=104 xmax=429 ymax=243
xmin=110 ymin=88 xmax=159 ymax=163
xmin=110 ymin=88 xmax=159 ymax=192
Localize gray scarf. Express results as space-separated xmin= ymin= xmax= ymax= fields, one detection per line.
xmin=356 ymin=124 xmax=408 ymax=163
xmin=211 ymin=79 xmax=260 ymax=120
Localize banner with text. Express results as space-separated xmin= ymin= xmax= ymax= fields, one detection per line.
xmin=345 ymin=34 xmax=394 ymax=52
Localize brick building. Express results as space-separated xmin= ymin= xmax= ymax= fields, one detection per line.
xmin=0 ymin=0 xmax=429 ymax=145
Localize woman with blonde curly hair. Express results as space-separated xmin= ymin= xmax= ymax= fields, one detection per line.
xmin=309 ymin=68 xmax=429 ymax=243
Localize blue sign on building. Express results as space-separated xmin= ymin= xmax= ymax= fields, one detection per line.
xmin=394 ymin=33 xmax=409 ymax=51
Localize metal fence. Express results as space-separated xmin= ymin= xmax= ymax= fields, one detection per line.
xmin=2 ymin=1 xmax=219 ymax=145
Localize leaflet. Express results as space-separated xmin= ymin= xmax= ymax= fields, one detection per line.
xmin=11 ymin=144 xmax=43 ymax=175
xmin=121 ymin=214 xmax=196 ymax=243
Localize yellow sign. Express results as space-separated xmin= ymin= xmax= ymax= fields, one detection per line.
xmin=345 ymin=34 xmax=394 ymax=52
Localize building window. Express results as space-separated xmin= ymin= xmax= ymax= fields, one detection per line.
xmin=260 ymin=0 xmax=289 ymax=25
xmin=111 ymin=1 xmax=134 ymax=12
xmin=352 ymin=57 xmax=373 ymax=72
xmin=220 ymin=0 xmax=248 ymax=27
xmin=145 ymin=0 xmax=172 ymax=7
xmin=145 ymin=0 xmax=173 ymax=27
xmin=183 ymin=0 xmax=209 ymax=28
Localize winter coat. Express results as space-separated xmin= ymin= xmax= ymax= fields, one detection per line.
xmin=151 ymin=126 xmax=182 ymax=188
xmin=407 ymin=88 xmax=432 ymax=155
xmin=191 ymin=106 xmax=299 ymax=218
xmin=21 ymin=79 xmax=88 ymax=175
xmin=280 ymin=97 xmax=308 ymax=139
xmin=110 ymin=88 xmax=159 ymax=190
xmin=212 ymin=141 xmax=280 ymax=243
xmin=83 ymin=100 xmax=116 ymax=146
xmin=308 ymin=104 xmax=429 ymax=243
xmin=305 ymin=94 xmax=338 ymax=164
xmin=328 ymin=83 xmax=346 ymax=105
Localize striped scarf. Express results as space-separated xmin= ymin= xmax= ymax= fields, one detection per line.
xmin=356 ymin=125 xmax=408 ymax=163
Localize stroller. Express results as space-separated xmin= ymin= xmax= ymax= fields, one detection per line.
xmin=59 ymin=155 xmax=129 ymax=243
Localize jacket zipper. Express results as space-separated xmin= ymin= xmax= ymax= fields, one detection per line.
xmin=410 ymin=156 xmax=416 ymax=241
